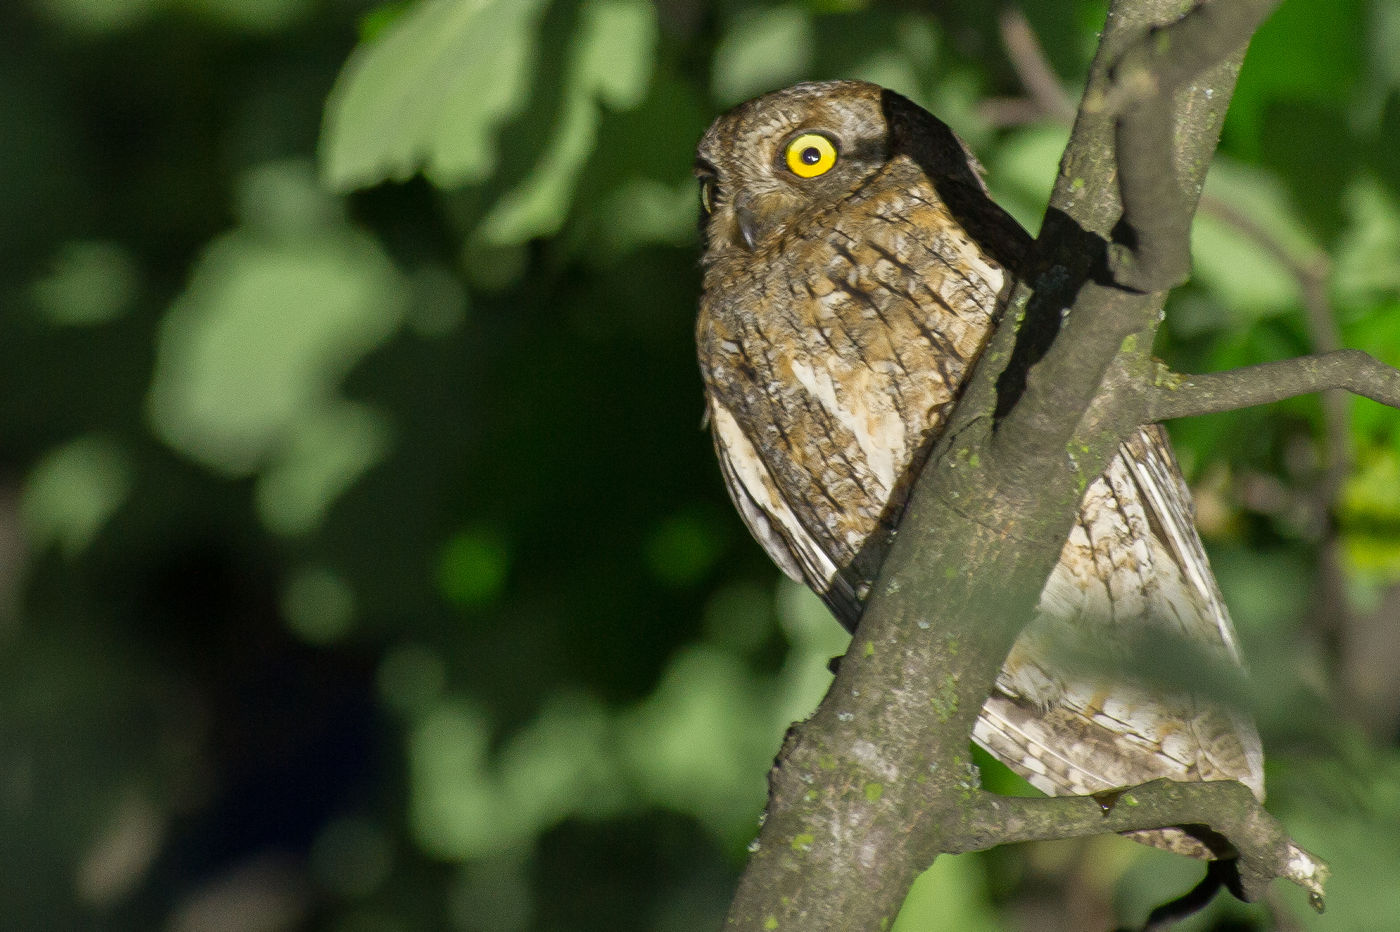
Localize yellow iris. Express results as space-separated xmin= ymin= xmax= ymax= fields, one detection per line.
xmin=784 ymin=133 xmax=837 ymax=178
xmin=699 ymin=177 xmax=716 ymax=214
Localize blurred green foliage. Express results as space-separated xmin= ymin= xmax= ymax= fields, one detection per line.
xmin=4 ymin=0 xmax=1400 ymax=929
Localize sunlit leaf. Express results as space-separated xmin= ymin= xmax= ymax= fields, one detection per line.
xmin=476 ymin=0 xmax=658 ymax=245
xmin=21 ymin=435 xmax=132 ymax=558
xmin=618 ymin=645 xmax=772 ymax=842
xmin=408 ymin=695 xmax=618 ymax=860
xmin=255 ymin=401 xmax=392 ymax=536
xmin=147 ymin=162 xmax=406 ymax=476
xmin=408 ymin=701 xmax=501 ymax=859
xmin=496 ymin=693 xmax=622 ymax=824
xmin=281 ymin=564 xmax=357 ymax=644
xmin=30 ymin=240 xmax=140 ymax=326
xmin=1334 ymin=175 xmax=1400 ymax=304
xmin=578 ymin=0 xmax=655 ymax=112
xmin=320 ymin=0 xmax=548 ymax=191
xmin=1191 ymin=158 xmax=1322 ymax=319
xmin=711 ymin=6 xmax=815 ymax=106
xmin=1340 ymin=449 xmax=1400 ymax=581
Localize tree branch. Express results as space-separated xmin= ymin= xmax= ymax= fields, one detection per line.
xmin=1150 ymin=349 xmax=1400 ymax=421
xmin=998 ymin=7 xmax=1077 ymax=122
xmin=954 ymin=780 xmax=1327 ymax=903
xmin=1104 ymin=0 xmax=1282 ymax=293
xmin=994 ymin=0 xmax=1280 ymax=482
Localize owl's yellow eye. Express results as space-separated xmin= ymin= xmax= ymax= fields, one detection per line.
xmin=699 ymin=176 xmax=717 ymax=214
xmin=784 ymin=133 xmax=837 ymax=178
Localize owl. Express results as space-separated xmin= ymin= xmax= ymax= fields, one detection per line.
xmin=695 ymin=80 xmax=1262 ymax=858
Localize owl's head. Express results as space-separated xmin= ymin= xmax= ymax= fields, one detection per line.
xmin=695 ymin=80 xmax=987 ymax=258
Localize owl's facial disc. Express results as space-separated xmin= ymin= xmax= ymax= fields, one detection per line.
xmin=709 ymin=128 xmax=864 ymax=252
xmin=695 ymin=81 xmax=893 ymax=254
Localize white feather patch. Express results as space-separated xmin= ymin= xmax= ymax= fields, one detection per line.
xmin=711 ymin=400 xmax=839 ymax=589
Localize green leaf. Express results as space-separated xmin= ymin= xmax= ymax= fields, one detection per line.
xmin=30 ymin=240 xmax=140 ymax=326
xmin=255 ymin=401 xmax=392 ymax=536
xmin=1190 ymin=158 xmax=1321 ymax=319
xmin=475 ymin=0 xmax=658 ymax=245
xmin=21 ymin=435 xmax=132 ymax=558
xmin=436 ymin=526 xmax=511 ymax=608
xmin=1334 ymin=175 xmax=1400 ymax=305
xmin=987 ymin=123 xmax=1072 ymax=235
xmin=578 ymin=0 xmax=655 ymax=111
xmin=147 ymin=162 xmax=406 ymax=476
xmin=177 ymin=0 xmax=312 ymax=32
xmin=1225 ymin=0 xmax=1364 ymax=157
xmin=644 ymin=507 xmax=725 ymax=587
xmin=893 ymin=854 xmax=1001 ymax=932
xmin=711 ymin=6 xmax=815 ymax=106
xmin=618 ymin=644 xmax=773 ymax=842
xmin=281 ymin=565 xmax=357 ymax=644
xmin=319 ymin=0 xmax=548 ymax=192
xmin=1340 ymin=448 xmax=1400 ymax=581
xmin=31 ymin=0 xmax=160 ymax=35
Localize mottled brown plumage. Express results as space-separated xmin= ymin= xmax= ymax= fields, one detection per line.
xmin=695 ymin=80 xmax=1262 ymax=857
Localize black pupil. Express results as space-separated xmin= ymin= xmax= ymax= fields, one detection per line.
xmin=800 ymin=146 xmax=822 ymax=165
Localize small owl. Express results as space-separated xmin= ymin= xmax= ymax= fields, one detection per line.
xmin=695 ymin=80 xmax=1262 ymax=857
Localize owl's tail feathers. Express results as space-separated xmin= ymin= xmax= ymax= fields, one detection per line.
xmin=972 ymin=689 xmax=1263 ymax=859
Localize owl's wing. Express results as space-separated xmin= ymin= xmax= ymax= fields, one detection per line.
xmin=972 ymin=425 xmax=1264 ymax=856
xmin=709 ymin=397 xmax=866 ymax=619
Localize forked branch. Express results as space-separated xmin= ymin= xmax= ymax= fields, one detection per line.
xmin=1104 ymin=0 xmax=1282 ymax=293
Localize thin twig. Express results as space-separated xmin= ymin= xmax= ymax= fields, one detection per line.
xmin=999 ymin=7 xmax=1078 ymax=121
xmin=955 ymin=779 xmax=1328 ymax=903
xmin=1150 ymin=349 xmax=1400 ymax=421
xmin=979 ymin=96 xmax=1055 ymax=128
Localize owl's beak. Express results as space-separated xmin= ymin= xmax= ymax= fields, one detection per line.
xmin=734 ymin=201 xmax=760 ymax=251
xmin=730 ymin=189 xmax=788 ymax=252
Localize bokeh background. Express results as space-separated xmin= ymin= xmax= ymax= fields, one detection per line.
xmin=4 ymin=0 xmax=1400 ymax=929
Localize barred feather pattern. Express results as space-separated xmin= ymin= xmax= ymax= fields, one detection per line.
xmin=695 ymin=81 xmax=1263 ymax=858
